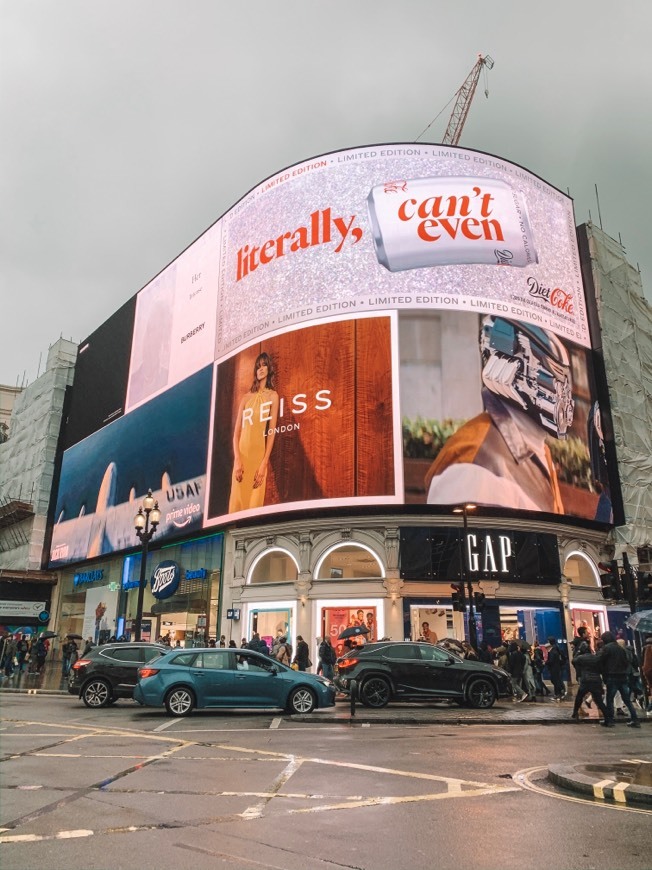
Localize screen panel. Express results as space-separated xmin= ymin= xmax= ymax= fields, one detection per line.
xmin=50 ymin=144 xmax=619 ymax=567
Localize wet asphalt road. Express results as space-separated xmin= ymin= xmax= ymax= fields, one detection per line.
xmin=1 ymin=693 xmax=650 ymax=870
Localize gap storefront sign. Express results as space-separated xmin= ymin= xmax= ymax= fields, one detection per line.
xmin=150 ymin=561 xmax=182 ymax=600
xmin=400 ymin=528 xmax=561 ymax=584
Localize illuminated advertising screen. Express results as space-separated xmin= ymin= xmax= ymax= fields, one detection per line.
xmin=50 ymin=144 xmax=616 ymax=568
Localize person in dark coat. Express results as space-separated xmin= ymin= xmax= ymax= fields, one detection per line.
xmin=546 ymin=636 xmax=566 ymax=701
xmin=293 ymin=635 xmax=311 ymax=671
xmin=571 ymin=641 xmax=608 ymax=721
xmin=247 ymin=633 xmax=269 ymax=656
xmin=595 ymin=631 xmax=640 ymax=727
xmin=507 ymin=641 xmax=527 ymax=701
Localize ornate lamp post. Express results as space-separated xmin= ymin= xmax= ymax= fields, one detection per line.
xmin=133 ymin=489 xmax=160 ymax=642
xmin=453 ymin=503 xmax=477 ymax=650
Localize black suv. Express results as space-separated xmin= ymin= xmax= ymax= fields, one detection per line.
xmin=334 ymin=641 xmax=512 ymax=709
xmin=69 ymin=642 xmax=169 ymax=708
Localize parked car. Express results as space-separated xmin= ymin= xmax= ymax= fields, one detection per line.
xmin=334 ymin=641 xmax=512 ymax=708
xmin=133 ymin=647 xmax=336 ymax=716
xmin=69 ymin=642 xmax=170 ymax=708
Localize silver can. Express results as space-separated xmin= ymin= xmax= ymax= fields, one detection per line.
xmin=367 ymin=176 xmax=538 ymax=272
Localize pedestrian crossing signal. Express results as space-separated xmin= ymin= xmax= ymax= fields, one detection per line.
xmin=451 ymin=583 xmax=466 ymax=612
xmin=598 ymin=560 xmax=622 ymax=600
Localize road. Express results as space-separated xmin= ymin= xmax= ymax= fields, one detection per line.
xmin=1 ymin=694 xmax=650 ymax=870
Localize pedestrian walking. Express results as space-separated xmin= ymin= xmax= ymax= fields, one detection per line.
xmin=570 ymin=642 xmax=608 ymax=721
xmin=595 ymin=631 xmax=640 ymax=728
xmin=531 ymin=642 xmax=549 ymax=696
xmin=522 ymin=644 xmax=538 ymax=701
xmin=318 ymin=637 xmax=337 ymax=680
xmin=546 ymin=636 xmax=567 ymax=701
xmin=3 ymin=635 xmax=18 ymax=677
xmin=507 ymin=642 xmax=528 ymax=701
xmin=34 ymin=636 xmax=48 ymax=674
xmin=293 ymin=635 xmax=311 ymax=672
xmin=275 ymin=636 xmax=292 ymax=666
xmin=15 ymin=635 xmax=30 ymax=673
xmin=641 ymin=634 xmax=652 ymax=715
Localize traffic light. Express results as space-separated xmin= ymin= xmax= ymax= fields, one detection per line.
xmin=473 ymin=591 xmax=486 ymax=611
xmin=451 ymin=582 xmax=466 ymax=612
xmin=637 ymin=571 xmax=652 ymax=603
xmin=598 ymin=560 xmax=622 ymax=600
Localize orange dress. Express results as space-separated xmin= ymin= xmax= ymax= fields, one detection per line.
xmin=228 ymin=390 xmax=275 ymax=512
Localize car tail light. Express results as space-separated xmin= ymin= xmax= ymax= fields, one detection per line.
xmin=72 ymin=659 xmax=91 ymax=670
xmin=337 ymin=657 xmax=359 ymax=670
xmin=138 ymin=668 xmax=160 ymax=679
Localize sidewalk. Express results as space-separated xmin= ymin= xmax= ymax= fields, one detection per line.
xmin=292 ymin=696 xmax=652 ymax=726
xmin=1 ymin=662 xmax=70 ymax=694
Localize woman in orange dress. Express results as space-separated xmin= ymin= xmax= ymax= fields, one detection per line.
xmin=228 ymin=352 xmax=279 ymax=512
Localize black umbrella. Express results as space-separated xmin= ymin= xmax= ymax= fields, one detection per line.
xmin=338 ymin=625 xmax=370 ymax=640
xmin=39 ymin=631 xmax=58 ymax=640
xmin=66 ymin=634 xmax=83 ymax=640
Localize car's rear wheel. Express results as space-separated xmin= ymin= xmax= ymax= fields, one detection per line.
xmin=360 ymin=676 xmax=391 ymax=708
xmin=82 ymin=679 xmax=112 ymax=708
xmin=466 ymin=678 xmax=497 ymax=709
xmin=165 ymin=687 xmax=195 ymax=717
xmin=288 ymin=686 xmax=316 ymax=714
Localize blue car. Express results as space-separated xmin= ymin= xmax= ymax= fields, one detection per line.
xmin=133 ymin=647 xmax=336 ymax=716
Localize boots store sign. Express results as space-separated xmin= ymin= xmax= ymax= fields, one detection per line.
xmin=150 ymin=561 xmax=181 ymax=600
xmin=399 ymin=528 xmax=562 ymax=584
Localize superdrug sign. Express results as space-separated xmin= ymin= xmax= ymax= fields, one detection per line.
xmin=399 ymin=528 xmax=561 ymax=585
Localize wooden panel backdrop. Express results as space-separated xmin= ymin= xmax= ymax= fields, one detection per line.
xmin=208 ymin=316 xmax=394 ymax=518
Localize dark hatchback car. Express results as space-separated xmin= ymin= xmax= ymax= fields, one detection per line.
xmin=334 ymin=641 xmax=512 ymax=708
xmin=68 ymin=642 xmax=170 ymax=708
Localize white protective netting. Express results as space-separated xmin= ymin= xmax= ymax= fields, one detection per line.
xmin=584 ymin=223 xmax=652 ymax=551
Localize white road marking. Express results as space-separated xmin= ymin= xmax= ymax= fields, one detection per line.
xmin=241 ymin=756 xmax=303 ymax=820
xmin=153 ymin=719 xmax=177 ymax=732
xmin=270 ymin=717 xmax=281 ymax=729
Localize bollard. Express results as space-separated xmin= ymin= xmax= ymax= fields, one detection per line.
xmin=350 ymin=679 xmax=357 ymax=718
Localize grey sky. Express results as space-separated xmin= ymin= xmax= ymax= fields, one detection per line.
xmin=2 ymin=1 xmax=650 ymax=386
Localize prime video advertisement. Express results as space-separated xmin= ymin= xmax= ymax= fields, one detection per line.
xmin=50 ymin=144 xmax=612 ymax=568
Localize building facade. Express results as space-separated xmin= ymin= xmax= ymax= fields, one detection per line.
xmin=39 ymin=147 xmax=651 ymax=667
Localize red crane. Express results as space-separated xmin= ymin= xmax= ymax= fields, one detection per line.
xmin=442 ymin=54 xmax=494 ymax=146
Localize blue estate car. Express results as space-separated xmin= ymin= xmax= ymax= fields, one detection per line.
xmin=133 ymin=647 xmax=336 ymax=716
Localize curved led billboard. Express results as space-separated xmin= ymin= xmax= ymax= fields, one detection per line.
xmin=50 ymin=144 xmax=616 ymax=567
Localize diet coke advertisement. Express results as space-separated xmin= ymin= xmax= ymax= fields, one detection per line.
xmin=367 ymin=177 xmax=538 ymax=271
xmin=216 ymin=144 xmax=590 ymax=355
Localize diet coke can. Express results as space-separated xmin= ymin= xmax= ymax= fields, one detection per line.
xmin=367 ymin=176 xmax=538 ymax=272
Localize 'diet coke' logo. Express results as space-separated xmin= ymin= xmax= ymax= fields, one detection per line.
xmin=527 ymin=276 xmax=574 ymax=314
xmin=150 ymin=560 xmax=181 ymax=600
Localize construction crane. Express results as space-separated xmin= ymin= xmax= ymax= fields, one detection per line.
xmin=441 ymin=54 xmax=494 ymax=146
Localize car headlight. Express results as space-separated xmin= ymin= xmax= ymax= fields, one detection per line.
xmin=315 ymin=676 xmax=332 ymax=687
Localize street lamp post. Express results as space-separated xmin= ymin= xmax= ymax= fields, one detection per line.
xmin=453 ymin=503 xmax=477 ymax=650
xmin=133 ymin=489 xmax=160 ymax=642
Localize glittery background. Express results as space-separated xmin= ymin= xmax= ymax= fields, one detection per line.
xmin=214 ymin=145 xmax=589 ymax=361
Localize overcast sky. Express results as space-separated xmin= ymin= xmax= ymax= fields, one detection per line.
xmin=2 ymin=1 xmax=650 ymax=387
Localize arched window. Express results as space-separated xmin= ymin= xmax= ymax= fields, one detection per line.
xmin=315 ymin=544 xmax=383 ymax=580
xmin=248 ymin=549 xmax=298 ymax=584
xmin=564 ymin=552 xmax=599 ymax=588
